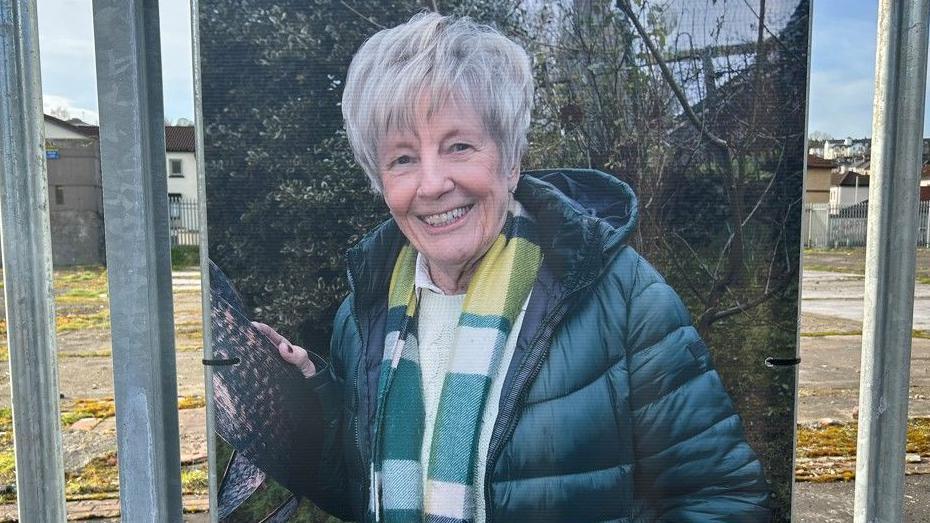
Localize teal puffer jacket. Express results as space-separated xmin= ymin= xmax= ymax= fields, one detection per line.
xmin=297 ymin=169 xmax=771 ymax=522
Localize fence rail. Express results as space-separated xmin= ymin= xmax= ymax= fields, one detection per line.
xmin=804 ymin=200 xmax=930 ymax=248
xmin=169 ymin=199 xmax=199 ymax=246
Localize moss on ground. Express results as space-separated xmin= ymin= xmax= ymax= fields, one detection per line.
xmin=181 ymin=465 xmax=209 ymax=494
xmin=798 ymin=418 xmax=930 ymax=459
xmin=65 ymin=454 xmax=119 ymax=497
xmin=60 ymin=398 xmax=117 ymax=426
xmin=56 ymin=309 xmax=110 ymax=333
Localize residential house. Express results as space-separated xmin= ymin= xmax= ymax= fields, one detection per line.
xmin=44 ymin=115 xmax=105 ymax=266
xmin=805 ymin=154 xmax=834 ymax=204
xmin=830 ymin=171 xmax=870 ymax=210
xmin=42 ymin=116 xmax=199 ymax=265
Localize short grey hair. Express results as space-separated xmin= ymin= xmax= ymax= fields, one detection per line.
xmin=341 ymin=12 xmax=534 ymax=193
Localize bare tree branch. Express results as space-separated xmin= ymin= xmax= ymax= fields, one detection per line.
xmin=703 ymin=264 xmax=797 ymax=325
xmin=616 ymin=0 xmax=729 ymax=149
xmin=339 ymin=1 xmax=386 ymax=29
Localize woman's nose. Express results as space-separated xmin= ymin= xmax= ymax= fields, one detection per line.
xmin=416 ymin=156 xmax=454 ymax=198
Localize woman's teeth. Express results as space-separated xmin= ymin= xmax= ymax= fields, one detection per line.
xmin=422 ymin=206 xmax=469 ymax=227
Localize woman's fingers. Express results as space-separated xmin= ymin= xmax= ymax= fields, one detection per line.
xmin=252 ymin=321 xmax=286 ymax=345
xmin=252 ymin=321 xmax=316 ymax=377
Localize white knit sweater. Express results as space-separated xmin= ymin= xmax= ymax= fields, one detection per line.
xmin=416 ymin=287 xmax=528 ymax=523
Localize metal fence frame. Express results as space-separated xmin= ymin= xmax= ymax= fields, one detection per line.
xmin=804 ymin=201 xmax=930 ymax=248
xmin=0 ymin=0 xmax=67 ymax=519
xmin=0 ymin=0 xmax=927 ymax=520
xmin=169 ymin=197 xmax=200 ymax=246
xmin=91 ymin=0 xmax=184 ymax=519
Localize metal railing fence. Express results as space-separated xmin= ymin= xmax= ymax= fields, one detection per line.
xmin=169 ymin=198 xmax=200 ymax=246
xmin=804 ymin=200 xmax=930 ymax=248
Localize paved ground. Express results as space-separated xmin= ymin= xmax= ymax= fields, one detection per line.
xmin=801 ymin=270 xmax=930 ymax=330
xmin=798 ymin=334 xmax=930 ymax=423
xmin=793 ymin=269 xmax=930 ymax=521
xmin=793 ymin=474 xmax=930 ymax=522
xmin=4 ymin=266 xmax=929 ymax=520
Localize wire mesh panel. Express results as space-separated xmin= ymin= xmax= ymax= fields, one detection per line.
xmin=196 ymin=1 xmax=810 ymax=520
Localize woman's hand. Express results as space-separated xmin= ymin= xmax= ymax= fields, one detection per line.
xmin=251 ymin=321 xmax=316 ymax=378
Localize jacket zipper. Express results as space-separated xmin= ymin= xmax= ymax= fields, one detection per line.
xmin=482 ymin=279 xmax=591 ymax=522
xmin=345 ymin=262 xmax=369 ymax=506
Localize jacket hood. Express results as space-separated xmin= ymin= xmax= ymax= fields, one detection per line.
xmin=346 ymin=168 xmax=639 ymax=306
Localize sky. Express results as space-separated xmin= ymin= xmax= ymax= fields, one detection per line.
xmin=34 ymin=0 xmax=924 ymax=137
xmin=37 ymin=0 xmax=194 ymax=124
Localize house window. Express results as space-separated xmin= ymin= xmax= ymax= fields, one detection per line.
xmin=55 ymin=185 xmax=64 ymax=205
xmin=169 ymin=159 xmax=183 ymax=177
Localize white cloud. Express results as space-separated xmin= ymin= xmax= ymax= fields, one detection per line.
xmin=36 ymin=0 xmax=194 ymax=122
xmin=42 ymin=94 xmax=99 ymax=125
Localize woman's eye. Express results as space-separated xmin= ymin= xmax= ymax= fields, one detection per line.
xmin=393 ymin=155 xmax=412 ymax=166
xmin=450 ymin=143 xmax=471 ymax=153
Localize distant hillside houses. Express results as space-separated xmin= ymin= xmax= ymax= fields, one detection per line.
xmin=808 ymin=137 xmax=871 ymax=160
xmin=806 ymin=136 xmax=930 ymax=212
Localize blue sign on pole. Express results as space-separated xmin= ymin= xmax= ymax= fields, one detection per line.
xmin=46 ymin=149 xmax=59 ymax=160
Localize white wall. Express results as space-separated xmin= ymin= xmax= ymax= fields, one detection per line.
xmin=45 ymin=120 xmax=88 ymax=139
xmin=166 ymin=151 xmax=198 ymax=202
xmin=830 ymin=185 xmax=869 ymax=208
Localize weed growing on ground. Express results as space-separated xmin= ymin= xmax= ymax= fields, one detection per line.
xmin=181 ymin=466 xmax=208 ymax=494
xmin=65 ymin=454 xmax=119 ymax=498
xmin=798 ymin=418 xmax=930 ymax=459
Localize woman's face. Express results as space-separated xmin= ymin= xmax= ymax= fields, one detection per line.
xmin=378 ymin=98 xmax=517 ymax=283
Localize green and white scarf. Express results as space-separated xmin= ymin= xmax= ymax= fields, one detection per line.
xmin=370 ymin=199 xmax=541 ymax=523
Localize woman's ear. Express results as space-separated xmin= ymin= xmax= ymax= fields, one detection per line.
xmin=508 ymin=165 xmax=520 ymax=193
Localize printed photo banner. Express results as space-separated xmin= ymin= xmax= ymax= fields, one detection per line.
xmin=197 ymin=1 xmax=810 ymax=520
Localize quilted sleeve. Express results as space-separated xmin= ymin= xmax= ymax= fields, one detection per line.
xmin=289 ymin=296 xmax=355 ymax=519
xmin=624 ymin=260 xmax=771 ymax=521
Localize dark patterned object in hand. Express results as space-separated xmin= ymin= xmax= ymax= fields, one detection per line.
xmin=216 ymin=450 xmax=266 ymax=520
xmin=209 ymin=260 xmax=324 ymax=515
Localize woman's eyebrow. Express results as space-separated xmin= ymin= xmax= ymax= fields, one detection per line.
xmin=439 ymin=128 xmax=479 ymax=142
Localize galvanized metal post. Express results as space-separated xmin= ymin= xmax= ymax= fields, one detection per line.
xmin=0 ymin=0 xmax=68 ymax=519
xmin=188 ymin=0 xmax=219 ymax=517
xmin=91 ymin=0 xmax=183 ymax=519
xmin=854 ymin=0 xmax=930 ymax=521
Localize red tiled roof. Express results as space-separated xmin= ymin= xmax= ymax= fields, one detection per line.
xmin=44 ymin=115 xmax=195 ymax=153
xmin=165 ymin=126 xmax=195 ymax=153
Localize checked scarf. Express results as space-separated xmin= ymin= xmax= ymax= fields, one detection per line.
xmin=370 ymin=200 xmax=541 ymax=523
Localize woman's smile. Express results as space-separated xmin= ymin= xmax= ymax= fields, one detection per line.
xmin=418 ymin=204 xmax=473 ymax=228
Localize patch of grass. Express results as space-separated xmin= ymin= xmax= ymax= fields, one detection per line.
xmin=60 ymin=350 xmax=112 ymax=358
xmin=0 ymin=412 xmax=14 ymax=489
xmin=176 ymin=342 xmax=203 ymax=353
xmin=802 ymin=263 xmax=863 ymax=275
xmin=797 ymin=423 xmax=859 ymax=459
xmin=801 ymin=331 xmax=863 ymax=337
xmin=61 ymin=399 xmax=116 ymax=426
xmin=178 ymin=395 xmax=206 ymax=410
xmin=65 ymin=454 xmax=119 ymax=496
xmin=800 ymin=330 xmax=930 ymax=339
xmin=0 ymin=408 xmax=13 ymax=446
xmin=175 ymin=321 xmax=203 ymax=337
xmin=797 ymin=417 xmax=930 ymax=460
xmin=57 ymin=309 xmax=110 ymax=333
xmin=181 ymin=465 xmax=208 ymax=494
xmin=0 ymin=450 xmax=14 ymax=489
xmin=172 ymin=246 xmax=200 ymax=270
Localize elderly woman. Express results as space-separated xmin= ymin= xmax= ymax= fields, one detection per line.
xmin=256 ymin=11 xmax=770 ymax=522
